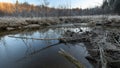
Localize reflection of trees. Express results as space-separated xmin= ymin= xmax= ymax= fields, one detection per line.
xmin=0 ymin=36 xmax=10 ymax=63
xmin=0 ymin=29 xmax=39 ymax=39
xmin=0 ymin=27 xmax=77 ymax=62
xmin=29 ymin=42 xmax=61 ymax=56
xmin=19 ymin=29 xmax=38 ymax=36
xmin=0 ymin=29 xmax=38 ymax=38
xmin=16 ymin=28 xmax=68 ymax=61
xmin=39 ymin=28 xmax=65 ymax=46
xmin=21 ymin=39 xmax=35 ymax=56
xmin=17 ymin=42 xmax=62 ymax=62
xmin=0 ymin=37 xmax=7 ymax=47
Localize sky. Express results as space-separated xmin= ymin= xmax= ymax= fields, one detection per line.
xmin=0 ymin=0 xmax=103 ymax=9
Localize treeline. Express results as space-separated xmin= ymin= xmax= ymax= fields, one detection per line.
xmin=0 ymin=2 xmax=104 ymax=17
xmin=0 ymin=2 xmax=81 ymax=17
xmin=0 ymin=0 xmax=120 ymax=17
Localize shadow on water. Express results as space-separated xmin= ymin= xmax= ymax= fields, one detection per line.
xmin=0 ymin=26 xmax=93 ymax=68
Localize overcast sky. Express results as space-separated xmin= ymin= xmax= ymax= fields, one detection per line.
xmin=0 ymin=0 xmax=103 ymax=9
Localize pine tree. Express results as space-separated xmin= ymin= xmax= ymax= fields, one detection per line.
xmin=113 ymin=0 xmax=120 ymax=14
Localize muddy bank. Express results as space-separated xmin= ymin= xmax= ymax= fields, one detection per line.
xmin=61 ymin=27 xmax=120 ymax=68
xmin=0 ymin=16 xmax=120 ymax=31
xmin=0 ymin=17 xmax=91 ymax=31
xmin=0 ymin=28 xmax=45 ymax=40
xmin=0 ymin=17 xmax=60 ymax=31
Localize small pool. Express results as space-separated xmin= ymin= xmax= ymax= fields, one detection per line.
xmin=0 ymin=27 xmax=93 ymax=68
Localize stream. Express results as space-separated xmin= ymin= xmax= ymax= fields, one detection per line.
xmin=0 ymin=26 xmax=93 ymax=68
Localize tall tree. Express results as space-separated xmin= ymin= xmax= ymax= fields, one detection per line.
xmin=107 ymin=0 xmax=120 ymax=14
xmin=15 ymin=0 xmax=19 ymax=16
xmin=102 ymin=0 xmax=120 ymax=14
xmin=43 ymin=0 xmax=49 ymax=17
xmin=113 ymin=0 xmax=120 ymax=14
xmin=102 ymin=0 xmax=111 ymax=14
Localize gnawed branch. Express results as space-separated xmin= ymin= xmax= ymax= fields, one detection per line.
xmin=59 ymin=48 xmax=84 ymax=68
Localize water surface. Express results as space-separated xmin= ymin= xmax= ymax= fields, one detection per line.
xmin=0 ymin=27 xmax=93 ymax=68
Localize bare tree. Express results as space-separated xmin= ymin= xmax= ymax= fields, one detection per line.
xmin=15 ymin=0 xmax=19 ymax=17
xmin=43 ymin=0 xmax=49 ymax=17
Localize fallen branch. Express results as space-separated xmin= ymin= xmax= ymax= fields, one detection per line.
xmin=59 ymin=48 xmax=84 ymax=68
xmin=112 ymin=36 xmax=120 ymax=47
xmin=48 ymin=23 xmax=87 ymax=28
xmin=98 ymin=44 xmax=107 ymax=68
xmin=88 ymin=49 xmax=120 ymax=52
xmin=9 ymin=35 xmax=72 ymax=40
xmin=110 ymin=60 xmax=120 ymax=63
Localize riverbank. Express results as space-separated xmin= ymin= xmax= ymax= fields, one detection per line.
xmin=0 ymin=16 xmax=120 ymax=68
xmin=61 ymin=26 xmax=120 ymax=68
xmin=0 ymin=15 xmax=120 ymax=31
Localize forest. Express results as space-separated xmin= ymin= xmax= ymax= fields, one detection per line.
xmin=0 ymin=0 xmax=120 ymax=17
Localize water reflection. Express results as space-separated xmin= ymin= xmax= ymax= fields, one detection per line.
xmin=0 ymin=27 xmax=92 ymax=68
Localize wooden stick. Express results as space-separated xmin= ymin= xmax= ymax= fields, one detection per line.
xmin=59 ymin=48 xmax=84 ymax=68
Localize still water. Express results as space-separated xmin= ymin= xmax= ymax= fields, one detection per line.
xmin=0 ymin=27 xmax=93 ymax=68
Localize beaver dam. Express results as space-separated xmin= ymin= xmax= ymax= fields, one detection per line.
xmin=0 ymin=16 xmax=120 ymax=68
